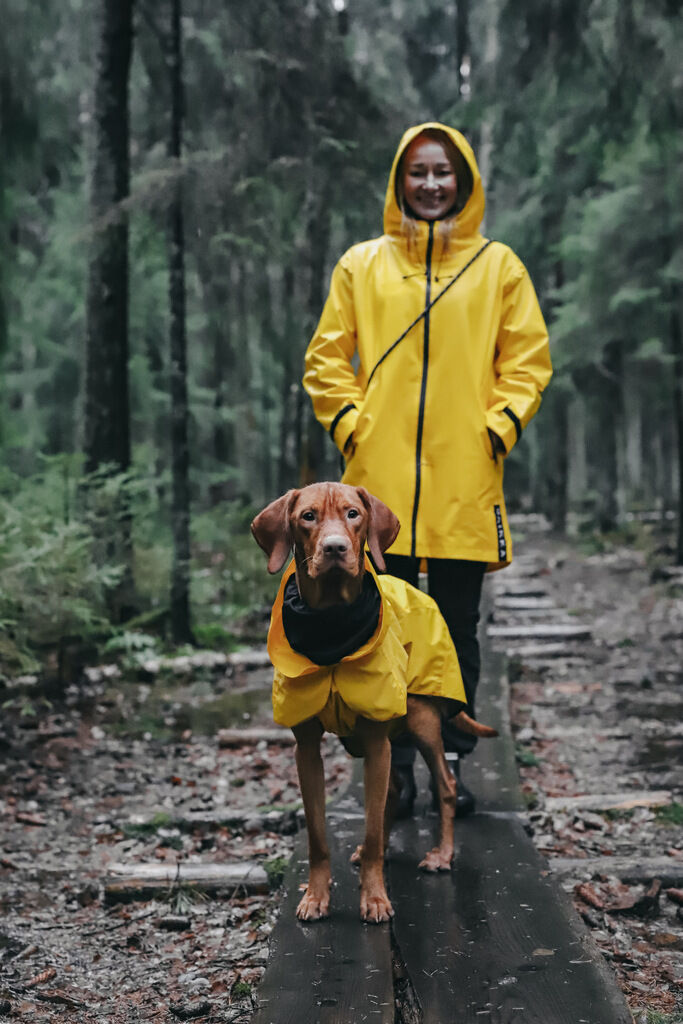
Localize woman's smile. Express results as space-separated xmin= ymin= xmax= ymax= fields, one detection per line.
xmin=401 ymin=137 xmax=457 ymax=221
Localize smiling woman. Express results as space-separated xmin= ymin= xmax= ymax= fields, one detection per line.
xmin=303 ymin=121 xmax=552 ymax=816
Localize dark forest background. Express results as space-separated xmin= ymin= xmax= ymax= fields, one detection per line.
xmin=0 ymin=0 xmax=681 ymax=675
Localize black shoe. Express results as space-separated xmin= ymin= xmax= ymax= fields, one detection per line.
xmin=435 ymin=755 xmax=475 ymax=817
xmin=393 ymin=763 xmax=417 ymax=819
xmin=451 ymin=756 xmax=476 ymax=816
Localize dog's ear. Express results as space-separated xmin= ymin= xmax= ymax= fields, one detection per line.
xmin=355 ymin=487 xmax=400 ymax=572
xmin=251 ymin=490 xmax=299 ymax=573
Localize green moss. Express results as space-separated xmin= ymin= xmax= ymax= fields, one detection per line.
xmin=192 ymin=623 xmax=241 ymax=651
xmin=264 ymin=855 xmax=289 ymax=889
xmin=604 ymin=807 xmax=635 ymax=821
xmin=655 ymin=801 xmax=683 ymax=826
xmin=121 ymin=811 xmax=173 ymax=838
xmin=515 ymin=743 xmax=541 ymax=767
xmin=231 ymin=980 xmax=252 ymax=999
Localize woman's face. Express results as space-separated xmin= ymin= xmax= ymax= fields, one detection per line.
xmin=401 ymin=136 xmax=457 ymax=221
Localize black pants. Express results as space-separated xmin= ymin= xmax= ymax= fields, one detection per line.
xmin=384 ymin=554 xmax=486 ymax=762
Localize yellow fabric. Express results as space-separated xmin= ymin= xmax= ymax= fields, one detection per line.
xmin=303 ymin=122 xmax=553 ymax=569
xmin=268 ymin=559 xmax=466 ymax=734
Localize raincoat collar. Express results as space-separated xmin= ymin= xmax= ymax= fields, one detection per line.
xmin=267 ymin=556 xmax=388 ymax=679
xmin=383 ymin=122 xmax=485 ymax=263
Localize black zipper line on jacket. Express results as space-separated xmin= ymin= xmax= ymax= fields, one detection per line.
xmin=366 ymin=239 xmax=492 ymax=388
xmin=410 ymin=222 xmax=434 ymax=559
xmin=502 ymin=406 xmax=522 ymax=442
xmin=329 ymin=402 xmax=356 ymax=442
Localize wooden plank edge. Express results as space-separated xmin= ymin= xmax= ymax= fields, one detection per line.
xmin=544 ymin=791 xmax=672 ymax=813
xmin=550 ymin=856 xmax=683 ymax=887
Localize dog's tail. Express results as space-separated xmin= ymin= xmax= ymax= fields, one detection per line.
xmin=451 ymin=710 xmax=498 ymax=738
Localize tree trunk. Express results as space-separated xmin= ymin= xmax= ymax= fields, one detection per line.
xmin=83 ymin=0 xmax=135 ymax=621
xmin=455 ymin=0 xmax=470 ymax=97
xmin=594 ymin=342 xmax=623 ymax=533
xmin=84 ymin=0 xmax=133 ymax=475
xmin=195 ymin=249 xmax=236 ymax=504
xmin=300 ymin=183 xmax=331 ymax=485
xmin=623 ymin=363 xmax=643 ymax=507
xmin=550 ymin=389 xmax=569 ymax=532
xmin=167 ymin=0 xmax=193 ymax=643
xmin=567 ymin=391 xmax=587 ymax=532
xmin=277 ymin=265 xmax=297 ymax=493
xmin=671 ymin=289 xmax=683 ymax=563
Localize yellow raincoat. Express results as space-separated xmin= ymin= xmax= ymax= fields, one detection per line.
xmin=303 ymin=123 xmax=552 ymax=568
xmin=268 ymin=559 xmax=466 ymax=735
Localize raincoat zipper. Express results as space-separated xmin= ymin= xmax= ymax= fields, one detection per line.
xmin=410 ymin=222 xmax=434 ymax=558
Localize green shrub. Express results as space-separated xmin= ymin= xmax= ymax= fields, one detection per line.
xmin=0 ymin=464 xmax=125 ymax=668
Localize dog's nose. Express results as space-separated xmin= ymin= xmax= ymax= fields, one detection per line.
xmin=322 ymin=534 xmax=349 ymax=557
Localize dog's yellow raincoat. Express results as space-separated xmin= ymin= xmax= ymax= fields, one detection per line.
xmin=268 ymin=559 xmax=466 ymax=735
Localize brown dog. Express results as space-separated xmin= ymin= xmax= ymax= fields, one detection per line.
xmin=251 ymin=482 xmax=496 ymax=923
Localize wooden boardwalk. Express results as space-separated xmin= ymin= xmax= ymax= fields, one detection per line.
xmin=252 ymin=606 xmax=632 ymax=1024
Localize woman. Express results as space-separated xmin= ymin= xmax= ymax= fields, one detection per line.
xmin=303 ymin=122 xmax=552 ymax=814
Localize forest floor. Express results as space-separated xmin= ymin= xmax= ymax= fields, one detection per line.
xmin=493 ymin=518 xmax=683 ymax=1023
xmin=0 ymin=519 xmax=681 ymax=1023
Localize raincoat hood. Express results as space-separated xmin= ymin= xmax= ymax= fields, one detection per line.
xmin=383 ymin=122 xmax=485 ymax=245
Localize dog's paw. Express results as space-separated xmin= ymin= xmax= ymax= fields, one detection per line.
xmin=418 ymin=847 xmax=453 ymax=872
xmin=296 ymin=886 xmax=330 ymax=921
xmin=360 ymin=889 xmax=394 ymax=923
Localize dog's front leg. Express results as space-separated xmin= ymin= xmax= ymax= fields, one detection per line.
xmin=356 ymin=717 xmax=394 ymax=923
xmin=292 ymin=718 xmax=331 ymax=920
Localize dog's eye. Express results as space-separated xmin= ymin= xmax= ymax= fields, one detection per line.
xmin=347 ymin=509 xmax=360 ymax=519
xmin=301 ymin=510 xmax=316 ymax=522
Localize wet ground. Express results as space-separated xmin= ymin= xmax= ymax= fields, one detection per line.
xmin=0 ymin=520 xmax=682 ymax=1022
xmin=0 ymin=654 xmax=350 ymax=1022
xmin=493 ymin=521 xmax=683 ymax=1020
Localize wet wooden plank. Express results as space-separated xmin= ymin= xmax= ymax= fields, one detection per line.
xmin=123 ymin=806 xmax=295 ymax=831
xmin=252 ymin=770 xmax=394 ymax=1024
xmin=543 ymin=790 xmax=673 ymax=813
xmin=493 ymin=587 xmax=549 ymax=599
xmin=488 ymin=623 xmax=592 ymax=640
xmin=494 ymin=597 xmax=556 ymax=611
xmin=384 ymin=601 xmax=631 ymax=1023
xmin=105 ymin=861 xmax=269 ymax=901
xmin=507 ymin=642 xmax=579 ymax=659
xmin=217 ymin=727 xmax=296 ymax=746
xmin=388 ymin=783 xmax=632 ymax=1024
xmin=550 ymin=856 xmax=683 ymax=887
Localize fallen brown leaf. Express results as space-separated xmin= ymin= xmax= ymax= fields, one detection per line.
xmin=25 ymin=967 xmax=57 ymax=988
xmin=575 ymin=883 xmax=605 ymax=910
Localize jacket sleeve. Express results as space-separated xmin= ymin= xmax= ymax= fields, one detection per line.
xmin=486 ymin=257 xmax=553 ymax=456
xmin=303 ymin=253 xmax=365 ymax=453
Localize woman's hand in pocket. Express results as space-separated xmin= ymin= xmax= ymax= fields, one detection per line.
xmin=487 ymin=428 xmax=505 ymax=462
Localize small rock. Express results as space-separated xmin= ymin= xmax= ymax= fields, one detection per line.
xmin=76 ymin=883 xmax=100 ymax=907
xmin=169 ymin=1000 xmax=212 ymax=1020
xmin=157 ymin=915 xmax=191 ymax=932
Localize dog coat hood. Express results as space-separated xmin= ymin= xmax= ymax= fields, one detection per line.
xmin=303 ymin=122 xmax=552 ymax=568
xmin=267 ymin=559 xmax=466 ymax=735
